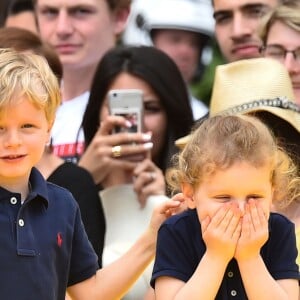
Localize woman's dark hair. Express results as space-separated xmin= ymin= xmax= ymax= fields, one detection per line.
xmin=82 ymin=45 xmax=194 ymax=172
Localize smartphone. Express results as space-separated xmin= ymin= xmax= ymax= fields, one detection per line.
xmin=108 ymin=89 xmax=143 ymax=133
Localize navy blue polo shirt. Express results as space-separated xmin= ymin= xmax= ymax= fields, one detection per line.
xmin=0 ymin=168 xmax=98 ymax=300
xmin=151 ymin=209 xmax=300 ymax=299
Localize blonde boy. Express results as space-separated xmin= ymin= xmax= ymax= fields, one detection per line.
xmin=0 ymin=48 xmax=182 ymax=300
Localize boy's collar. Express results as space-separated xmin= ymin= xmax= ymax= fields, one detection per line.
xmin=27 ymin=167 xmax=49 ymax=207
xmin=0 ymin=168 xmax=48 ymax=208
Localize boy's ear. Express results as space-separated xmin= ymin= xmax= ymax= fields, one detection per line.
xmin=113 ymin=8 xmax=130 ymax=36
xmin=47 ymin=119 xmax=54 ymax=133
xmin=181 ymin=183 xmax=196 ymax=209
xmin=46 ymin=119 xmax=54 ymax=142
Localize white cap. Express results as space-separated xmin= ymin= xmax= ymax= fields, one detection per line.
xmin=146 ymin=0 xmax=214 ymax=37
xmin=122 ymin=0 xmax=215 ymax=46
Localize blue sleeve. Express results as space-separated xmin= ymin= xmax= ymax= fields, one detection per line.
xmin=151 ymin=212 xmax=206 ymax=288
xmin=68 ymin=206 xmax=99 ymax=286
xmin=265 ymin=214 xmax=300 ymax=280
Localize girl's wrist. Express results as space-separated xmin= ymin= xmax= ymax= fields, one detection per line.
xmin=236 ymin=253 xmax=261 ymax=264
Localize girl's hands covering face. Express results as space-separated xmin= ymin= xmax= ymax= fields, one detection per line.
xmin=200 ymin=200 xmax=269 ymax=263
xmin=201 ymin=203 xmax=242 ymax=263
xmin=234 ymin=199 xmax=269 ymax=262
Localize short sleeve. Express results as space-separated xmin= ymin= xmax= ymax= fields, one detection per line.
xmin=68 ymin=206 xmax=99 ymax=286
xmin=151 ymin=210 xmax=205 ymax=287
xmin=264 ymin=214 xmax=300 ymax=280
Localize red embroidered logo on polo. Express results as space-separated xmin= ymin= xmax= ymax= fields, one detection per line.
xmin=57 ymin=232 xmax=63 ymax=247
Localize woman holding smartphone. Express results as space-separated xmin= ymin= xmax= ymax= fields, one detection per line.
xmin=80 ymin=46 xmax=194 ymax=203
xmin=79 ymin=45 xmax=194 ymax=299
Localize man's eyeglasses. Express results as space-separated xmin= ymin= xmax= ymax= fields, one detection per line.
xmin=261 ymin=45 xmax=300 ymax=62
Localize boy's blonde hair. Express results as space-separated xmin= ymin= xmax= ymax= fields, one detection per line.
xmin=167 ymin=114 xmax=300 ymax=208
xmin=0 ymin=48 xmax=61 ymax=123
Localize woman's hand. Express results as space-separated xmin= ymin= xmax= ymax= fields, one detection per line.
xmin=132 ymin=159 xmax=166 ymax=207
xmin=148 ymin=195 xmax=186 ymax=236
xmin=79 ymin=115 xmax=152 ymax=185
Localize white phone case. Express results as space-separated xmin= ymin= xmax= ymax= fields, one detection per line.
xmin=108 ymin=89 xmax=143 ymax=133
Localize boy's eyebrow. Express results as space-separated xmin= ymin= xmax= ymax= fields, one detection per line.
xmin=240 ymin=3 xmax=271 ymax=14
xmin=213 ymin=9 xmax=232 ymax=20
xmin=37 ymin=3 xmax=96 ymax=11
xmin=213 ymin=3 xmax=270 ymax=19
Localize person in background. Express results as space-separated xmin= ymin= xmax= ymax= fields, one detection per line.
xmin=0 ymin=47 xmax=185 ymax=300
xmin=33 ymin=0 xmax=131 ymax=162
xmin=152 ymin=114 xmax=300 ymax=299
xmin=81 ymin=45 xmax=194 ymax=196
xmin=260 ymin=0 xmax=300 ymax=106
xmin=5 ymin=0 xmax=38 ymax=34
xmin=213 ymin=0 xmax=282 ymax=62
xmin=123 ymin=0 xmax=215 ymax=120
xmin=80 ymin=45 xmax=194 ymax=299
xmin=0 ymin=26 xmax=106 ymax=267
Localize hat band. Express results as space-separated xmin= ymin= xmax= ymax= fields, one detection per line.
xmin=222 ymin=97 xmax=300 ymax=115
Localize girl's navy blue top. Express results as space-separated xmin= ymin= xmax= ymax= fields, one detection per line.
xmin=151 ymin=209 xmax=300 ymax=299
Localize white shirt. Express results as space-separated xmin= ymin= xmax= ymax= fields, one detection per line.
xmin=51 ymin=91 xmax=90 ymax=161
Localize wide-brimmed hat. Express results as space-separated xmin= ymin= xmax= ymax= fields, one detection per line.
xmin=176 ymin=58 xmax=300 ymax=149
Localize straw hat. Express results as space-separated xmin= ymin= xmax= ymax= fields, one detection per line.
xmin=176 ymin=58 xmax=300 ymax=149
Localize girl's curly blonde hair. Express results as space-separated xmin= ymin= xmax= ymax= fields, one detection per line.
xmin=167 ymin=114 xmax=300 ymax=208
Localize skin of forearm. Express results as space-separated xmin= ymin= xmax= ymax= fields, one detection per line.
xmin=172 ymin=252 xmax=229 ymax=300
xmin=94 ymin=229 xmax=156 ymax=299
xmin=238 ymin=255 xmax=297 ymax=300
xmin=67 ymin=229 xmax=156 ymax=300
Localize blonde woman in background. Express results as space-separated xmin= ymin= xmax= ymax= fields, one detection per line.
xmin=260 ymin=0 xmax=300 ymax=106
